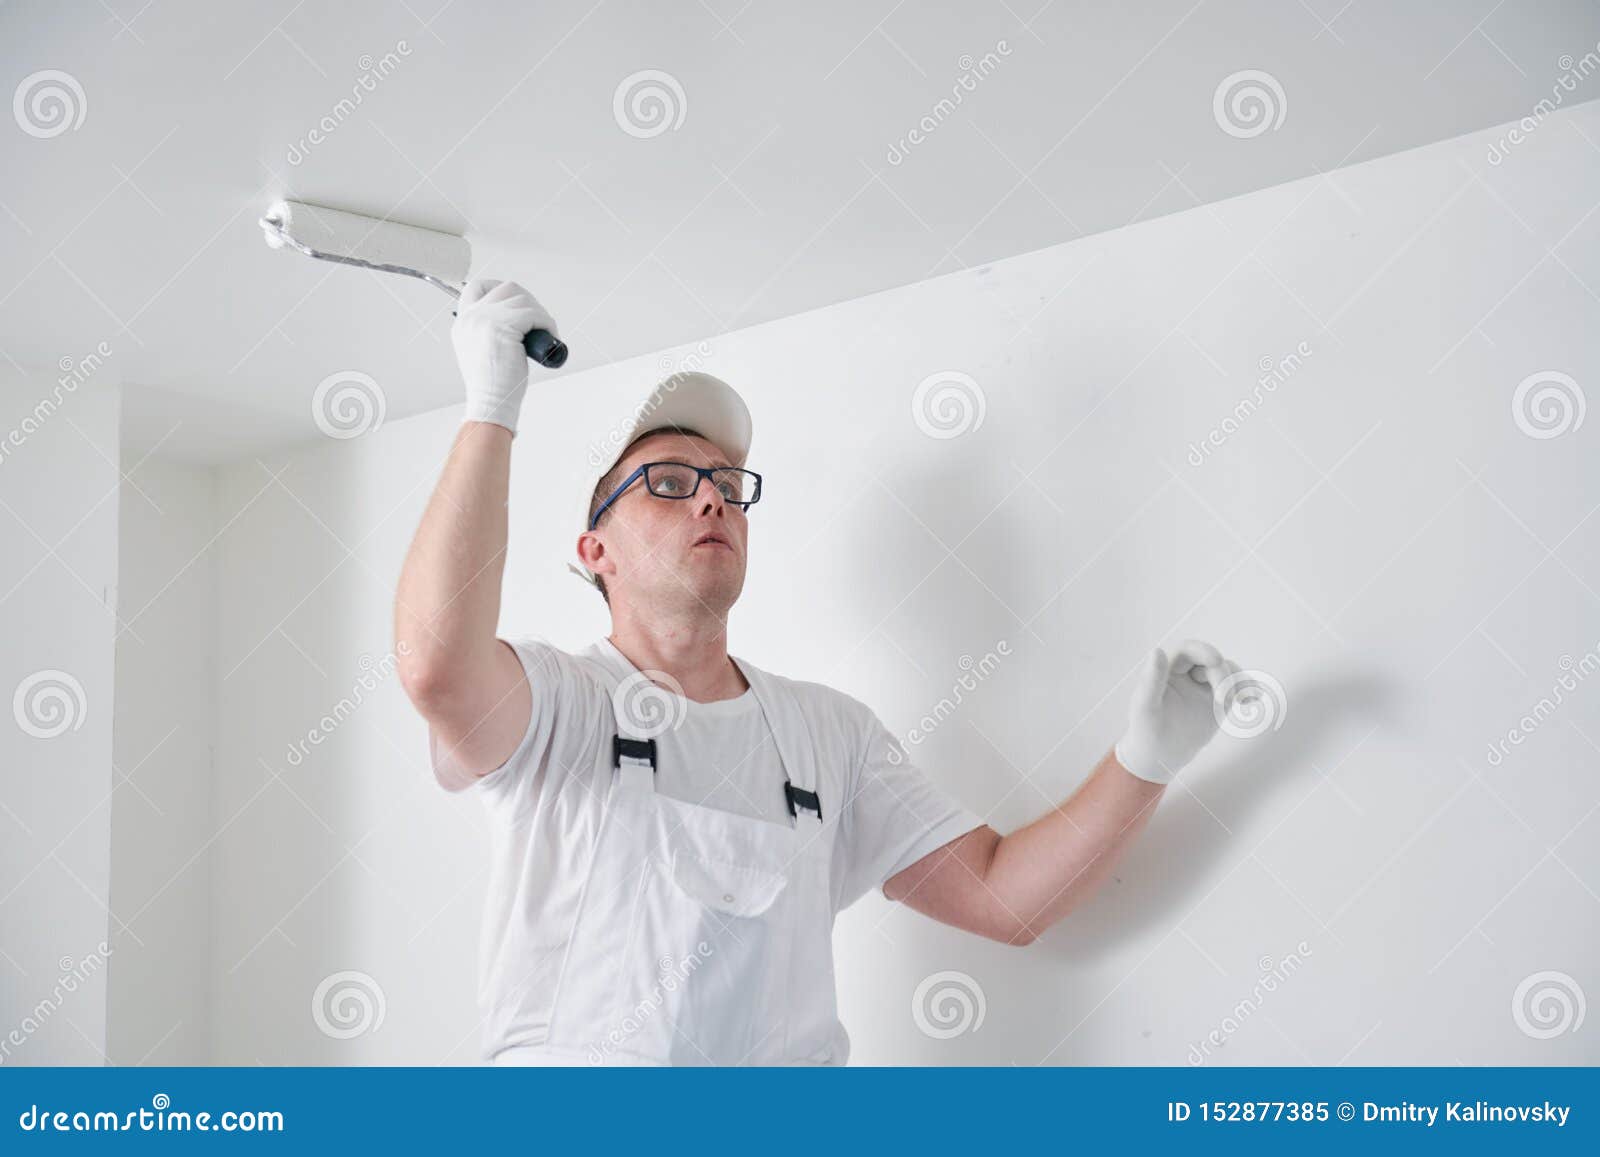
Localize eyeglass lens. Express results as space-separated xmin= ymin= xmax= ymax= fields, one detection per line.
xmin=645 ymin=463 xmax=754 ymax=504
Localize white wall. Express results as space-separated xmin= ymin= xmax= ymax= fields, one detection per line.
xmin=184 ymin=101 xmax=1600 ymax=1063
xmin=107 ymin=456 xmax=216 ymax=1064
xmin=0 ymin=365 xmax=120 ymax=1065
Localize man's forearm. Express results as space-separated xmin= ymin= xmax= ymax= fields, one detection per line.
xmin=394 ymin=421 xmax=514 ymax=690
xmin=892 ymin=643 xmax=1235 ymax=944
xmin=983 ymin=748 xmax=1166 ymax=938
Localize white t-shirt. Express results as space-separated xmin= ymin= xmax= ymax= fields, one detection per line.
xmin=431 ymin=635 xmax=985 ymax=1060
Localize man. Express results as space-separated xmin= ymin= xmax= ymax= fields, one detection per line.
xmin=395 ymin=279 xmax=1240 ymax=1066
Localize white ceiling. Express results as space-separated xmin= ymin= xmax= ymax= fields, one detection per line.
xmin=4 ymin=0 xmax=1599 ymax=461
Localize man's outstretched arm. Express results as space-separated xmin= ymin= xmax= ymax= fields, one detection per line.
xmin=883 ymin=640 xmax=1240 ymax=944
xmin=884 ymin=750 xmax=1165 ymax=944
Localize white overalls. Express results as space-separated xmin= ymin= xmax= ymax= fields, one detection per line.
xmin=493 ymin=652 xmax=848 ymax=1065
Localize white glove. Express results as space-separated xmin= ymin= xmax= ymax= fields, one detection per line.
xmin=1113 ymin=639 xmax=1239 ymax=784
xmin=450 ymin=278 xmax=559 ymax=435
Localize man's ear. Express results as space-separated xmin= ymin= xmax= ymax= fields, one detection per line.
xmin=576 ymin=528 xmax=608 ymax=577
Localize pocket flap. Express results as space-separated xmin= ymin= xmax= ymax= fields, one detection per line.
xmin=670 ymin=852 xmax=788 ymax=918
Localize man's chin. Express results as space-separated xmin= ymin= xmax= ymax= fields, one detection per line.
xmin=652 ymin=570 xmax=744 ymax=615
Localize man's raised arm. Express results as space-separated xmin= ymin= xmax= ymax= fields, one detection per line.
xmin=394 ymin=279 xmax=560 ymax=788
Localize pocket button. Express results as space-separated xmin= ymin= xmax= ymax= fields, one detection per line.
xmin=670 ymin=850 xmax=787 ymax=917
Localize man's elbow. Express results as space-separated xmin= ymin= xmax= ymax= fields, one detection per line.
xmin=1003 ymin=923 xmax=1040 ymax=948
xmin=985 ymin=912 xmax=1040 ymax=947
xmin=399 ymin=664 xmax=448 ymax=714
xmin=398 ymin=655 xmax=468 ymax=716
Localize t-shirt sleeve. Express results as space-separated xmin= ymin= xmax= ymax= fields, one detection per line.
xmin=833 ymin=703 xmax=986 ymax=911
xmin=428 ymin=636 xmax=600 ymax=801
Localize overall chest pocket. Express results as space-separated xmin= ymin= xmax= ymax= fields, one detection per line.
xmin=609 ymin=818 xmax=797 ymax=1064
xmin=669 ymin=850 xmax=788 ymax=917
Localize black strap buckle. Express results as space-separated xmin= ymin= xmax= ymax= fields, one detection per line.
xmin=784 ymin=780 xmax=822 ymax=822
xmin=612 ymin=735 xmax=657 ymax=772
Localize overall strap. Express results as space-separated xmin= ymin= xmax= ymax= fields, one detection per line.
xmin=584 ymin=652 xmax=659 ymax=795
xmin=734 ymin=656 xmax=825 ymax=831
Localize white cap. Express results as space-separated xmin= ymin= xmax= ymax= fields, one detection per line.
xmin=568 ymin=371 xmax=753 ymax=589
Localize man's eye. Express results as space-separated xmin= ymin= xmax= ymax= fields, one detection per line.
xmin=653 ymin=469 xmax=696 ymax=495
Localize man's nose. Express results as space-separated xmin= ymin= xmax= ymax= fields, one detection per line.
xmin=695 ymin=479 xmax=727 ymax=516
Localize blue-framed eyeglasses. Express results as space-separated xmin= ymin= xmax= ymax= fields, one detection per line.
xmin=589 ymin=461 xmax=763 ymax=531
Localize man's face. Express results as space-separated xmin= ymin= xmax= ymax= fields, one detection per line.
xmin=582 ymin=432 xmax=749 ymax=618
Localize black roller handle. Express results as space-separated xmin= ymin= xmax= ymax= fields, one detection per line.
xmin=524 ymin=328 xmax=568 ymax=368
xmin=451 ymin=303 xmax=569 ymax=369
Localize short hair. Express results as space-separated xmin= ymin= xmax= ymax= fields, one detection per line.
xmin=585 ymin=424 xmax=711 ymax=606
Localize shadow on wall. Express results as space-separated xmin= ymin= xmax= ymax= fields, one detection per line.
xmin=1042 ymin=670 xmax=1400 ymax=960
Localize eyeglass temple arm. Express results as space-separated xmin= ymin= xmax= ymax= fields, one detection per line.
xmin=587 ymin=464 xmax=648 ymax=531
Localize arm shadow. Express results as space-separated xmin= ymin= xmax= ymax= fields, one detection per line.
xmin=1037 ymin=669 xmax=1398 ymax=960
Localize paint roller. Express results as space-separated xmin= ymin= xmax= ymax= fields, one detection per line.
xmin=259 ymin=200 xmax=568 ymax=368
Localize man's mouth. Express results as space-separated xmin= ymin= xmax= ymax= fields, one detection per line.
xmin=692 ymin=532 xmax=731 ymax=550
